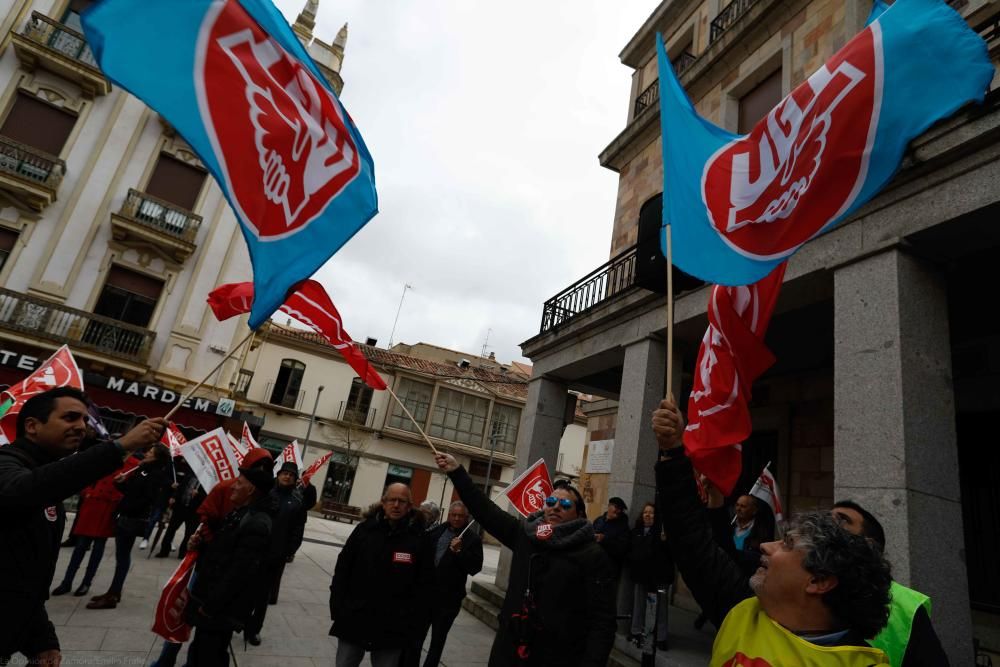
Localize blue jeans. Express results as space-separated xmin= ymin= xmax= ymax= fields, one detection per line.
xmin=110 ymin=531 xmax=139 ymax=594
xmin=150 ymin=640 xmax=182 ymax=667
xmin=60 ymin=537 xmax=107 ymax=588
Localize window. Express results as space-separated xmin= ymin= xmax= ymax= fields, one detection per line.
xmin=343 ymin=377 xmax=374 ymax=425
xmin=487 ymin=403 xmax=521 ymax=455
xmin=321 ymin=452 xmax=357 ymax=503
xmin=0 ymin=92 xmax=77 ymax=156
xmin=0 ymin=227 xmax=18 ymax=272
xmin=269 ymin=359 xmax=305 ymax=409
xmin=144 ymin=153 xmax=207 ymax=211
xmin=429 ymin=388 xmax=489 ymax=446
xmin=738 ymin=68 xmax=783 ymax=134
xmin=387 ymin=378 xmax=433 ymax=433
xmin=92 ymin=266 xmax=163 ymax=327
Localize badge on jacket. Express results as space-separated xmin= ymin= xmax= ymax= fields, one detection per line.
xmin=392 ymin=551 xmax=413 ymax=564
xmin=44 ymin=506 xmax=58 ymax=522
xmin=535 ymin=523 xmax=553 ymax=540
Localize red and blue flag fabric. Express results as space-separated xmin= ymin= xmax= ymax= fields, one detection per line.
xmin=656 ymin=0 xmax=991 ymax=286
xmin=83 ymin=0 xmax=378 ymax=328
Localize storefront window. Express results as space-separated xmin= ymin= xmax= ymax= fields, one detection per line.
xmin=321 ymin=452 xmax=357 ymax=504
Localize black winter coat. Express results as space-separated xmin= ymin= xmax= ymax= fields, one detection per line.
xmin=329 ymin=508 xmax=432 ymax=650
xmin=267 ymin=484 xmax=310 ymax=560
xmin=189 ymin=495 xmax=274 ymax=629
xmin=0 ymin=439 xmax=124 ymax=599
xmin=592 ymin=513 xmax=630 ymax=572
xmin=627 ymin=523 xmax=675 ymax=590
xmin=114 ymin=460 xmax=168 ymax=520
xmin=449 ymin=466 xmax=616 ymax=667
xmin=426 ymin=522 xmax=484 ymax=606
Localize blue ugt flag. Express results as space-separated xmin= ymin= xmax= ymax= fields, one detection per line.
xmin=83 ymin=0 xmax=378 ymax=328
xmin=658 ymin=0 xmax=992 ymax=286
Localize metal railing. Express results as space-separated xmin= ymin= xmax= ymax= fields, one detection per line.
xmin=710 ymin=0 xmax=760 ymax=43
xmin=632 ymin=52 xmax=696 ymax=118
xmin=540 ymin=245 xmax=639 ymax=334
xmin=0 ymin=287 xmax=156 ymax=364
xmin=118 ymin=189 xmax=202 ymax=243
xmin=337 ymin=401 xmax=376 ymax=427
xmin=0 ymin=135 xmax=66 ymax=190
xmin=263 ymin=380 xmax=305 ymax=410
xmin=233 ymin=369 xmax=254 ymax=398
xmin=21 ymin=11 xmax=99 ymax=69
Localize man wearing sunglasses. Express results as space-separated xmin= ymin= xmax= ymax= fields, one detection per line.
xmin=434 ymin=452 xmax=616 ymax=667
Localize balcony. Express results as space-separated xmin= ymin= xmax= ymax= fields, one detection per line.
xmin=710 ymin=0 xmax=761 ymax=43
xmin=0 ymin=136 xmax=66 ymax=211
xmin=110 ymin=189 xmax=202 ymax=263
xmin=11 ymin=12 xmax=111 ymax=97
xmin=0 ymin=287 xmax=156 ymax=366
xmin=631 ymin=52 xmax=696 ymax=119
xmin=540 ymin=245 xmax=639 ymax=334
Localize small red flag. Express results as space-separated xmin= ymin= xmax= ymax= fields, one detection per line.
xmin=160 ymin=423 xmax=187 ymax=458
xmin=151 ymin=550 xmax=198 ymax=642
xmin=683 ymin=263 xmax=786 ymax=496
xmin=207 ymin=280 xmax=387 ymax=390
xmin=503 ymin=458 xmax=552 ymax=517
xmin=301 ymin=451 xmax=334 ymax=486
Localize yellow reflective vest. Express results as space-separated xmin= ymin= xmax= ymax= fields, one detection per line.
xmin=711 ymin=598 xmax=890 ymax=667
xmin=869 ymin=581 xmax=931 ymax=667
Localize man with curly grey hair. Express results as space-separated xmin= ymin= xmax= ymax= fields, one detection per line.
xmin=651 ymin=398 xmax=892 ymax=665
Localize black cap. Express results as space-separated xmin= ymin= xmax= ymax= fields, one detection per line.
xmin=277 ymin=461 xmax=299 ymax=478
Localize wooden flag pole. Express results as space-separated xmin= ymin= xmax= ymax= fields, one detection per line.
xmin=164 ymin=328 xmax=257 ymax=421
xmin=384 ymin=383 xmax=441 ymax=455
xmin=665 ymin=223 xmax=675 ymax=400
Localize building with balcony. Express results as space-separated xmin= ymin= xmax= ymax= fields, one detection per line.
xmin=0 ymin=0 xmax=351 ymax=436
xmin=232 ymin=323 xmax=587 ymax=518
xmin=512 ymin=0 xmax=1000 ymax=662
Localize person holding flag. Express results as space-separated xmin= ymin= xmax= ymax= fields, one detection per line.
xmin=433 ymin=452 xmax=616 ymax=666
xmin=0 ymin=387 xmax=166 ymax=666
xmin=651 ymin=398 xmax=893 ymax=664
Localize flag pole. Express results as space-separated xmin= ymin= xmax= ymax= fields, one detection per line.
xmin=164 ymin=329 xmax=256 ymax=421
xmin=458 ymin=519 xmax=477 ymax=539
xmin=665 ymin=223 xmax=675 ymax=400
xmin=384 ymin=383 xmax=440 ymax=455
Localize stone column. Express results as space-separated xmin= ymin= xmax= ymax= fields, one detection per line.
xmin=834 ymin=249 xmax=972 ymax=664
xmin=494 ymin=375 xmax=571 ymax=590
xmin=607 ymin=336 xmax=667 ymax=515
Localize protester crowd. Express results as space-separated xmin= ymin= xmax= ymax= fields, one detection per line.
xmin=0 ymin=386 xmax=951 ymax=667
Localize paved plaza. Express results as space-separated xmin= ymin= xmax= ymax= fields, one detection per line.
xmin=16 ymin=514 xmax=714 ymax=667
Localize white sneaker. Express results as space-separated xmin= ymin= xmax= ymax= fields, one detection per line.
xmin=169 ymin=545 xmax=175 ymax=552
xmin=139 ymin=539 xmax=149 ymax=550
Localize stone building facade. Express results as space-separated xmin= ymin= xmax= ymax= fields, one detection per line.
xmin=511 ymin=0 xmax=1000 ymax=662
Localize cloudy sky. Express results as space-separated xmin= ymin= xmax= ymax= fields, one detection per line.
xmin=273 ymin=1 xmax=657 ymax=364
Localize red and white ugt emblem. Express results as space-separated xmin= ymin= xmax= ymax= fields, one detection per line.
xmin=702 ymin=25 xmax=882 ymax=259
xmin=197 ymin=0 xmax=360 ymax=240
xmin=521 ymin=477 xmax=548 ymax=514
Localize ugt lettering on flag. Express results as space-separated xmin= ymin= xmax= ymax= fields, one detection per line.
xmin=656 ymin=0 xmax=992 ymax=286
xmin=83 ymin=0 xmax=378 ymax=328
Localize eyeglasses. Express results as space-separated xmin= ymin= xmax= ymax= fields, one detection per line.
xmin=384 ymin=498 xmax=410 ymax=505
xmin=544 ymin=496 xmax=574 ymax=510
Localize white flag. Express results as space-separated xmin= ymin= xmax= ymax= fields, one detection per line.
xmin=180 ymin=428 xmax=240 ymax=493
xmin=748 ymin=463 xmax=784 ymax=522
xmin=273 ymin=440 xmax=303 ymax=475
xmin=241 ymin=422 xmax=259 ymax=452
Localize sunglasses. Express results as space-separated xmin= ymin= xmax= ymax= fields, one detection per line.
xmin=544 ymin=496 xmax=574 ymax=510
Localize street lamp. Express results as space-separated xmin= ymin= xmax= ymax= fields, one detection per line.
xmin=302 ymin=385 xmax=324 ymax=460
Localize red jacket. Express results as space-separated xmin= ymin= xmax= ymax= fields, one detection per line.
xmin=73 ymin=458 xmax=138 ymax=538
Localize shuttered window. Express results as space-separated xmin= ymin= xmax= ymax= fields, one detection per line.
xmin=0 ymin=227 xmax=18 ymax=272
xmin=145 ymin=154 xmax=207 ymax=210
xmin=0 ymin=93 xmax=77 ymax=156
xmin=738 ymin=68 xmax=783 ymax=135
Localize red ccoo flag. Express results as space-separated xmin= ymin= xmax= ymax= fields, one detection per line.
xmin=301 ymin=451 xmax=334 ymax=487
xmin=0 ymin=345 xmax=83 ymax=444
xmin=683 ymin=263 xmax=786 ymax=496
xmin=503 ymin=458 xmax=552 ymax=518
xmin=208 ymin=281 xmax=387 ymax=390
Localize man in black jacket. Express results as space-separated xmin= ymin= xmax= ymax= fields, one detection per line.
xmin=417 ymin=500 xmax=483 ymax=667
xmin=185 ymin=452 xmax=275 ymax=666
xmin=245 ymin=461 xmax=314 ymax=645
xmin=652 ymin=397 xmax=894 ymax=663
xmin=592 ymin=496 xmax=630 ymax=575
xmin=0 ymin=387 xmax=166 ymax=665
xmin=155 ymin=457 xmax=204 ymax=559
xmin=329 ymin=483 xmax=432 ymax=667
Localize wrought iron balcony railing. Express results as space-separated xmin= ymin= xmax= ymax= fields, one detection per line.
xmin=0 ymin=287 xmax=156 ymax=364
xmin=710 ymin=0 xmax=760 ymax=43
xmin=21 ymin=11 xmax=98 ymax=69
xmin=632 ymin=52 xmax=696 ymax=118
xmin=118 ymin=189 xmax=202 ymax=243
xmin=0 ymin=136 xmax=66 ymax=190
xmin=540 ymin=245 xmax=639 ymax=334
